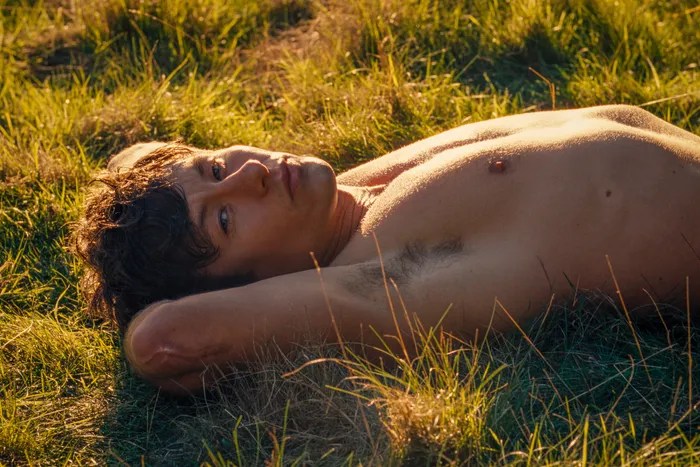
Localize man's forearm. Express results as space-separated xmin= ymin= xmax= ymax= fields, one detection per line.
xmin=123 ymin=266 xmax=375 ymax=390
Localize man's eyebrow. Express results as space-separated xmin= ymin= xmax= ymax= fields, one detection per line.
xmin=194 ymin=155 xmax=206 ymax=178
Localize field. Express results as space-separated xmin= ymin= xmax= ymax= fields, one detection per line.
xmin=1 ymin=0 xmax=699 ymax=464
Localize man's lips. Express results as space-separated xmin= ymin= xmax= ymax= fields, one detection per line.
xmin=288 ymin=160 xmax=300 ymax=198
xmin=280 ymin=158 xmax=298 ymax=200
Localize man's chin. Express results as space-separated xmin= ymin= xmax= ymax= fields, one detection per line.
xmin=299 ymin=155 xmax=337 ymax=195
xmin=301 ymin=155 xmax=335 ymax=176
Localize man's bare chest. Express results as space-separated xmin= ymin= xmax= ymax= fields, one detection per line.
xmin=332 ymin=145 xmax=514 ymax=265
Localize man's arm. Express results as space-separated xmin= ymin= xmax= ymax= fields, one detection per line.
xmin=124 ymin=264 xmax=386 ymax=394
xmin=123 ymin=247 xmax=525 ymax=395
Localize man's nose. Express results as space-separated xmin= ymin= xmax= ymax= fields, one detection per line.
xmin=214 ymin=159 xmax=270 ymax=198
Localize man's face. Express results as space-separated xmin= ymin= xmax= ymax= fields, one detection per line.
xmin=170 ymin=145 xmax=338 ymax=280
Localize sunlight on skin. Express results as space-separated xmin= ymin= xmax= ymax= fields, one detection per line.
xmin=4 ymin=0 xmax=700 ymax=463
xmin=122 ymin=105 xmax=700 ymax=394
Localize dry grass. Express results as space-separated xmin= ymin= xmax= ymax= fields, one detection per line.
xmin=1 ymin=0 xmax=699 ymax=464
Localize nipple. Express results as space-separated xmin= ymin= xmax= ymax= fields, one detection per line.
xmin=488 ymin=159 xmax=508 ymax=173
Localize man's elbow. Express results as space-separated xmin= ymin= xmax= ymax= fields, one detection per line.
xmin=123 ymin=301 xmax=212 ymax=395
xmin=123 ymin=301 xmax=177 ymax=384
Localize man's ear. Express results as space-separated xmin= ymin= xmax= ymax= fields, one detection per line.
xmin=107 ymin=142 xmax=168 ymax=171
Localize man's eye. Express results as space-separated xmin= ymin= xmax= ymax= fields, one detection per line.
xmin=212 ymin=161 xmax=224 ymax=181
xmin=219 ymin=208 xmax=229 ymax=234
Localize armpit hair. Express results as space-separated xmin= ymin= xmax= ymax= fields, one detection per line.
xmin=345 ymin=238 xmax=464 ymax=296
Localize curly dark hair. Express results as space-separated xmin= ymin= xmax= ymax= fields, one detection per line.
xmin=74 ymin=143 xmax=253 ymax=332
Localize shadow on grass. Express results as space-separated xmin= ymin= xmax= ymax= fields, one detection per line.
xmin=22 ymin=0 xmax=316 ymax=86
xmin=488 ymin=292 xmax=700 ymax=455
xmin=357 ymin=292 xmax=700 ymax=464
xmin=96 ymin=291 xmax=700 ymax=465
xmin=99 ymin=344 xmax=380 ymax=465
xmin=99 ymin=366 xmax=204 ymax=465
xmin=467 ymin=23 xmax=572 ymax=104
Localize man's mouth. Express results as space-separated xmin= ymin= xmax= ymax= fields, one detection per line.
xmin=280 ymin=157 xmax=298 ymax=201
xmin=288 ymin=159 xmax=300 ymax=198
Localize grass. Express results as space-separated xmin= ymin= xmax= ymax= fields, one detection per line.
xmin=1 ymin=0 xmax=699 ymax=464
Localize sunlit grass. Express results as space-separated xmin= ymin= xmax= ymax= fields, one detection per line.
xmin=1 ymin=0 xmax=699 ymax=464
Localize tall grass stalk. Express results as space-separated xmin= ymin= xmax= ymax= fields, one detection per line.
xmin=1 ymin=0 xmax=698 ymax=463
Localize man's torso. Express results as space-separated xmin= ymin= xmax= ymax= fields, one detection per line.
xmin=331 ymin=106 xmax=700 ymax=330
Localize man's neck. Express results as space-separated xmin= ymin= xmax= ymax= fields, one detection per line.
xmin=319 ymin=185 xmax=379 ymax=266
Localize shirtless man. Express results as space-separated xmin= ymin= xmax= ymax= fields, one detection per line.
xmin=76 ymin=105 xmax=700 ymax=394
